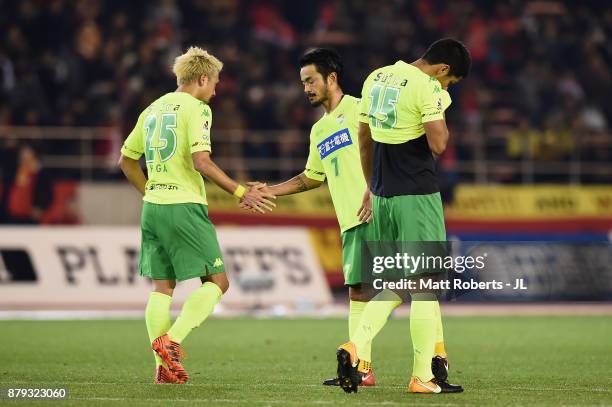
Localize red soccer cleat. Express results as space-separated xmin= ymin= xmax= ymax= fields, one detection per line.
xmin=360 ymin=368 xmax=376 ymax=386
xmin=152 ymin=334 xmax=189 ymax=383
xmin=154 ymin=365 xmax=182 ymax=384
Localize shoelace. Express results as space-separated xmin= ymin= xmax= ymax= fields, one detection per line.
xmin=165 ymin=342 xmax=188 ymax=362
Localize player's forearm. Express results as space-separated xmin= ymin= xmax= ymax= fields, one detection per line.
xmin=268 ymin=173 xmax=321 ymax=196
xmin=358 ymin=123 xmax=373 ymax=187
xmin=195 ymin=156 xmax=241 ymax=195
xmin=424 ymin=120 xmax=449 ymax=155
xmin=118 ymin=155 xmax=146 ymax=195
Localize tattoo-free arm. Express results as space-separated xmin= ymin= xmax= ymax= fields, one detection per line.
xmin=118 ymin=154 xmax=147 ymax=195
xmin=192 ymin=151 xmax=241 ymax=195
xmin=423 ymin=119 xmax=449 ymax=156
xmin=358 ymin=122 xmax=373 ymax=188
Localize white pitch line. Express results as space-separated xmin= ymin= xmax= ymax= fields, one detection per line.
xmin=69 ymin=398 xmax=458 ymax=406
xmin=2 ymin=381 xmax=610 ymax=393
xmin=500 ymin=387 xmax=612 ymax=393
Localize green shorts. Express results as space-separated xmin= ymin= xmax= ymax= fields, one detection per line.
xmin=371 ymin=193 xmax=447 ymax=277
xmin=341 ymin=222 xmax=375 ymax=286
xmin=140 ymin=202 xmax=225 ymax=282
xmin=372 ymin=193 xmax=446 ymax=241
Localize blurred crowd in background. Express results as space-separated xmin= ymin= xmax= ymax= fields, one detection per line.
xmin=1 ymin=0 xmax=611 ymax=222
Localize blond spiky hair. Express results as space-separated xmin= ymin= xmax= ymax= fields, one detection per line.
xmin=172 ymin=46 xmax=223 ymax=86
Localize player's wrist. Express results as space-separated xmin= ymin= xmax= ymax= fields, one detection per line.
xmin=233 ymin=184 xmax=246 ymax=199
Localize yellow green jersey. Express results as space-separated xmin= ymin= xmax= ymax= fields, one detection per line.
xmin=358 ymin=60 xmax=450 ymax=144
xmin=358 ymin=61 xmax=453 ymax=197
xmin=304 ymin=95 xmax=367 ymax=233
xmin=121 ymin=92 xmax=213 ymax=205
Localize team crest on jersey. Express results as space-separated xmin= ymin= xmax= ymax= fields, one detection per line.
xmin=203 ymin=121 xmax=209 ymax=131
xmin=317 ymin=128 xmax=352 ymax=159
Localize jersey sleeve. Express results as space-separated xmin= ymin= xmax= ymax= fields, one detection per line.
xmin=121 ymin=112 xmax=145 ymax=159
xmin=303 ymin=130 xmax=326 ymax=182
xmin=420 ymin=78 xmax=445 ymax=123
xmin=358 ymin=72 xmax=375 ymax=124
xmin=188 ymin=103 xmax=212 ymax=154
xmin=353 ymin=97 xmax=362 ymax=125
xmin=441 ymin=89 xmax=452 ymax=112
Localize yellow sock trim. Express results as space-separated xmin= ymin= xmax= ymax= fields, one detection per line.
xmin=435 ymin=341 xmax=447 ymax=358
xmin=357 ymin=359 xmax=371 ymax=373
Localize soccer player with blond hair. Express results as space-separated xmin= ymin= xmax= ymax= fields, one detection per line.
xmin=118 ymin=46 xmax=275 ymax=384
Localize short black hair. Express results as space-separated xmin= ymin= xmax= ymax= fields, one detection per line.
xmin=299 ymin=48 xmax=344 ymax=85
xmin=422 ymin=38 xmax=471 ymax=78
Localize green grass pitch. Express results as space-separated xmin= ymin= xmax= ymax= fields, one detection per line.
xmin=4 ymin=315 xmax=612 ymax=406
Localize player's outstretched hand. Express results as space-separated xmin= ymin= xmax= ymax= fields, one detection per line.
xmin=245 ymin=181 xmax=271 ymax=194
xmin=357 ymin=190 xmax=373 ymax=223
xmin=240 ymin=182 xmax=276 ymax=213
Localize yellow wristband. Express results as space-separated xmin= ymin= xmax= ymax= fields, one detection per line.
xmin=233 ymin=184 xmax=246 ymax=198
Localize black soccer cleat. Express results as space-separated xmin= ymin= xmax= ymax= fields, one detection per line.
xmin=432 ymin=377 xmax=464 ymax=393
xmin=322 ymin=377 xmax=340 ymax=386
xmin=431 ymin=355 xmax=449 ymax=382
xmin=431 ymin=356 xmax=464 ymax=393
xmin=336 ymin=346 xmax=361 ymax=393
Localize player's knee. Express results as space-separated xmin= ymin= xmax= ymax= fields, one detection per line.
xmin=203 ymin=273 xmax=229 ymax=294
xmin=217 ymin=279 xmax=229 ymax=294
xmin=153 ymin=279 xmax=176 ymax=296
xmin=154 ymin=287 xmax=174 ymax=296
xmin=349 ymin=285 xmax=365 ymax=301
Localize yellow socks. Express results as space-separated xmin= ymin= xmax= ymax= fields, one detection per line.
xmin=410 ymin=295 xmax=438 ymax=382
xmin=352 ymin=290 xmax=402 ymax=361
xmin=167 ymin=282 xmax=223 ymax=344
xmin=349 ymin=300 xmax=372 ymax=362
xmin=145 ymin=292 xmax=172 ymax=367
xmin=433 ymin=300 xmax=447 ymax=358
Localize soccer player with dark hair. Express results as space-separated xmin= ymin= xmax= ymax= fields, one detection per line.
xmin=335 ymin=38 xmax=471 ymax=394
xmin=118 ymin=46 xmax=275 ymax=384
xmin=246 ymin=48 xmax=377 ymax=386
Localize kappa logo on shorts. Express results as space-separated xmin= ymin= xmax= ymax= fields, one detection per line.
xmin=213 ymin=258 xmax=224 ymax=267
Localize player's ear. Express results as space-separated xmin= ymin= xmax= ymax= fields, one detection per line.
xmin=436 ymin=64 xmax=451 ymax=78
xmin=327 ymin=72 xmax=338 ymax=87
xmin=198 ymin=74 xmax=209 ymax=87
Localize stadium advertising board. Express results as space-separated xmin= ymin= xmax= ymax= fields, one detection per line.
xmin=447 ymin=185 xmax=612 ymax=219
xmin=0 ymin=227 xmax=331 ymax=309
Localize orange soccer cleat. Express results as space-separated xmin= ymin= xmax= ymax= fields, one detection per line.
xmin=408 ymin=376 xmax=442 ymax=394
xmin=154 ymin=365 xmax=182 ymax=384
xmin=152 ymin=334 xmax=189 ymax=383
